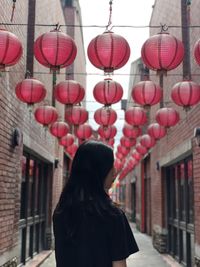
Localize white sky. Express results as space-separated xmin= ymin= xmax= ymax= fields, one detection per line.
xmin=79 ymin=0 xmax=155 ymax=147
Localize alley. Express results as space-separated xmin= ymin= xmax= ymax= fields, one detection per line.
xmin=40 ymin=224 xmax=178 ymax=267
xmin=1 ymin=0 xmax=200 ymax=266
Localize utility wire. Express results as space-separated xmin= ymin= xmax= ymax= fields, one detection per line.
xmin=2 ymin=70 xmax=200 ymax=77
xmin=1 ymin=22 xmax=200 ymax=29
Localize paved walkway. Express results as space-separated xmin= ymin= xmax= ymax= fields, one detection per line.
xmin=40 ymin=224 xmax=180 ymax=267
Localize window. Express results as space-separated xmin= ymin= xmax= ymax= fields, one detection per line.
xmin=62 ymin=0 xmax=73 ymax=7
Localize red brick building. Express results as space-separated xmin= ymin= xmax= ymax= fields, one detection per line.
xmin=121 ymin=0 xmax=200 ymax=266
xmin=0 ymin=0 xmax=86 ymax=265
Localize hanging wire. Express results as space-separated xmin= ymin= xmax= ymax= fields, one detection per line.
xmin=54 ymin=22 xmax=61 ymax=31
xmin=1 ymin=22 xmax=200 ymax=29
xmin=2 ymin=69 xmax=200 ymax=77
xmin=10 ymin=0 xmax=16 ymax=22
xmin=106 ymin=0 xmax=113 ymax=31
xmin=160 ymin=23 xmax=169 ymax=33
xmin=24 ymin=70 xmax=31 ymax=78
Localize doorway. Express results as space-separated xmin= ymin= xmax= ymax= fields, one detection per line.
xmin=19 ymin=152 xmax=51 ymax=265
xmin=131 ymin=182 xmax=136 ymax=222
xmin=166 ymin=157 xmax=194 ymax=266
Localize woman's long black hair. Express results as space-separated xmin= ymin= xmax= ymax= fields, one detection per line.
xmin=53 ymin=140 xmax=117 ymax=238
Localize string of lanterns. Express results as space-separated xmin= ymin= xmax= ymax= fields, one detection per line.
xmin=2 ymin=2 xmax=200 ymax=178
xmin=115 ymin=27 xmax=200 ymax=180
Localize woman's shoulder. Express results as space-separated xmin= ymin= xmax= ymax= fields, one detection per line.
xmin=111 ymin=201 xmax=126 ymax=216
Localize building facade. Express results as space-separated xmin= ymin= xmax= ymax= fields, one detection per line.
xmin=122 ymin=0 xmax=200 ymax=266
xmin=0 ymin=0 xmax=86 ymax=266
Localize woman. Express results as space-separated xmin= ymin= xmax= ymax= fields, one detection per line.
xmin=53 ymin=140 xmax=139 ymax=267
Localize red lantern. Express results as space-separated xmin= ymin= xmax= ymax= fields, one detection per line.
xmin=98 ymin=125 xmax=117 ymax=139
xmin=0 ymin=29 xmax=22 ymax=69
xmin=126 ymin=157 xmax=139 ymax=169
xmin=135 ymin=143 xmax=148 ymax=155
xmin=94 ymin=107 xmax=117 ymax=126
xmin=119 ymin=171 xmax=125 ymax=180
xmin=15 ymin=78 xmax=46 ymax=107
xmin=65 ymin=106 xmax=88 ymax=126
xmin=87 ymin=31 xmax=130 ymax=73
xmin=131 ymin=150 xmax=142 ymax=161
xmin=65 ymin=143 xmax=78 ymax=156
xmin=132 ymin=80 xmax=163 ymax=107
xmin=122 ymin=124 xmax=142 ymax=138
xmin=75 ymin=124 xmax=92 ymax=140
xmin=114 ymin=159 xmax=123 ymax=171
xmin=54 ymin=80 xmax=85 ymax=105
xmin=34 ymin=106 xmax=58 ymax=127
xmin=120 ymin=137 xmax=136 ymax=148
xmin=171 ymin=80 xmax=200 ymax=109
xmin=115 ymin=152 xmax=124 ymax=160
xmin=147 ymin=123 xmax=166 ymax=140
xmin=125 ymin=107 xmax=147 ymax=127
xmin=156 ymin=107 xmax=180 ymax=128
xmin=141 ymin=32 xmax=184 ymax=72
xmin=34 ymin=30 xmax=77 ymax=72
xmin=194 ymin=39 xmax=200 ymax=66
xmin=140 ymin=134 xmax=156 ymax=148
xmin=59 ymin=134 xmax=75 ymax=147
xmin=107 ymin=138 xmax=115 ymax=147
xmin=100 ymin=138 xmax=115 ymax=147
xmin=117 ymin=145 xmax=130 ymax=156
xmin=93 ymin=78 xmax=123 ymax=106
xmin=49 ymin=121 xmax=69 ymax=138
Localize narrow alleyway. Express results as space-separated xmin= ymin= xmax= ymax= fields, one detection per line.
xmin=40 ymin=223 xmax=179 ymax=267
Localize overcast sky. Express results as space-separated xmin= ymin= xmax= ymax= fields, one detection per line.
xmin=78 ymin=0 xmax=155 ymax=147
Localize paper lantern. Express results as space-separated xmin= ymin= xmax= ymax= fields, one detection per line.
xmin=54 ymin=80 xmax=85 ymax=105
xmin=140 ymin=134 xmax=156 ymax=148
xmin=65 ymin=106 xmax=88 ymax=126
xmin=0 ymin=29 xmax=22 ymax=69
xmin=59 ymin=134 xmax=75 ymax=147
xmin=98 ymin=125 xmax=117 ymax=139
xmin=132 ymin=80 xmax=162 ymax=107
xmin=34 ymin=106 xmax=58 ymax=127
xmin=171 ymin=80 xmax=200 ymax=110
xmin=156 ymin=107 xmax=180 ymax=128
xmin=123 ymin=124 xmax=142 ymax=139
xmin=125 ymin=107 xmax=147 ymax=127
xmin=94 ymin=107 xmax=117 ymax=126
xmin=75 ymin=124 xmax=92 ymax=140
xmin=120 ymin=137 xmax=136 ymax=148
xmin=15 ymin=78 xmax=46 ymax=107
xmin=93 ymin=78 xmax=123 ymax=106
xmin=34 ymin=30 xmax=77 ymax=72
xmin=87 ymin=31 xmax=130 ymax=73
xmin=141 ymin=32 xmax=184 ymax=72
xmin=147 ymin=123 xmax=166 ymax=140
xmin=49 ymin=121 xmax=69 ymax=138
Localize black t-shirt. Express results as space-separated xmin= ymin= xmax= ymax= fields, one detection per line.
xmin=53 ymin=206 xmax=139 ymax=267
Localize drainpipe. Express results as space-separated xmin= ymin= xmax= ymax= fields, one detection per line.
xmin=26 ymin=0 xmax=36 ymax=76
xmin=141 ymin=161 xmax=145 ymax=232
xmin=181 ymin=0 xmax=191 ymax=79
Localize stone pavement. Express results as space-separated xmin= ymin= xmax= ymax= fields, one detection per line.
xmin=40 ymin=224 xmax=181 ymax=267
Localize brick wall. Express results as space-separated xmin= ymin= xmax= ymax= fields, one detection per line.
xmin=0 ymin=0 xmax=85 ymax=264
xmin=145 ymin=0 xmax=200 ymax=256
xmin=124 ymin=0 xmax=200 ymax=257
xmin=63 ymin=1 xmax=86 ymax=102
